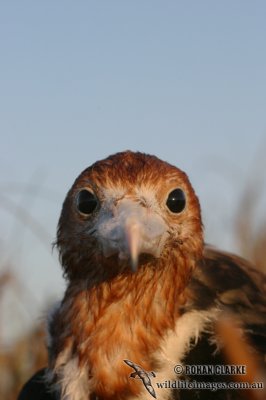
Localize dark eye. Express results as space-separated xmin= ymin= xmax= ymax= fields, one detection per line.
xmin=166 ymin=189 xmax=186 ymax=213
xmin=77 ymin=189 xmax=98 ymax=215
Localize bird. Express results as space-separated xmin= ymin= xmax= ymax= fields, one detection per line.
xmin=18 ymin=150 xmax=266 ymax=400
xmin=123 ymin=359 xmax=157 ymax=398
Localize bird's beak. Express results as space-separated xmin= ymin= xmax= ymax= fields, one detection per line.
xmin=95 ymin=199 xmax=167 ymax=272
xmin=124 ymin=217 xmax=141 ymax=272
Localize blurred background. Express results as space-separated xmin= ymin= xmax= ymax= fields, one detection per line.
xmin=1 ymin=1 xmax=266 ymax=399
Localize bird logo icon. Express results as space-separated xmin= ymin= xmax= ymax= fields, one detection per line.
xmin=124 ymin=359 xmax=157 ymax=398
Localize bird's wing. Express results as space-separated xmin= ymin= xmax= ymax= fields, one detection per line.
xmin=17 ymin=369 xmax=56 ymax=400
xmin=124 ymin=359 xmax=141 ymax=372
xmin=190 ymin=246 xmax=266 ymax=355
xmin=176 ymin=246 xmax=266 ymax=400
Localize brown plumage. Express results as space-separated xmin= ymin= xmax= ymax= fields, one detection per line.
xmin=18 ymin=151 xmax=266 ymax=400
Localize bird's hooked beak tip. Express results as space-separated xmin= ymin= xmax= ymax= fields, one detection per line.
xmin=130 ymin=256 xmax=138 ymax=273
xmin=125 ymin=218 xmax=140 ymax=272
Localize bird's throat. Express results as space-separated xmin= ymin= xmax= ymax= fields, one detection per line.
xmin=50 ymin=253 xmax=195 ymax=399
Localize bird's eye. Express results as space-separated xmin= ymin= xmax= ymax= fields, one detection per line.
xmin=166 ymin=189 xmax=186 ymax=213
xmin=76 ymin=189 xmax=98 ymax=215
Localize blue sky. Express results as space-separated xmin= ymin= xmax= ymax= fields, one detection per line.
xmin=1 ymin=1 xmax=266 ymax=342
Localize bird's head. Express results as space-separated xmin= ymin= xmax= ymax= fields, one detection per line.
xmin=56 ymin=151 xmax=203 ymax=283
